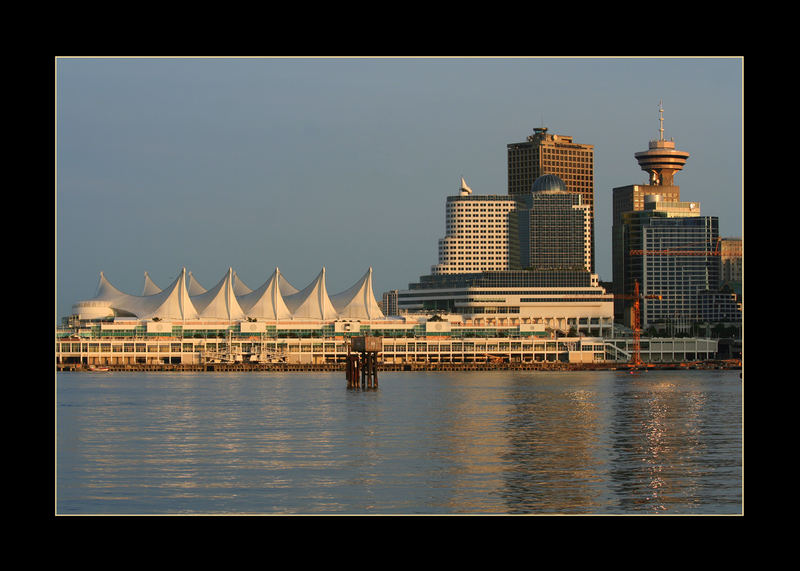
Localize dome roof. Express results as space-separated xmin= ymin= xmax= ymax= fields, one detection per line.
xmin=532 ymin=174 xmax=566 ymax=193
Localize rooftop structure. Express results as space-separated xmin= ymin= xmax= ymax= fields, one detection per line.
xmin=633 ymin=101 xmax=690 ymax=186
xmin=71 ymin=266 xmax=385 ymax=322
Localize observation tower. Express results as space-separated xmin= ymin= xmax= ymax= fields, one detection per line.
xmin=634 ymin=101 xmax=689 ymax=186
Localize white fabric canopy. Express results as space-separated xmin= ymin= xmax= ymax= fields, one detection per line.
xmin=141 ymin=272 xmax=161 ymax=296
xmin=89 ymin=268 xmax=200 ymax=321
xmin=190 ymin=268 xmax=246 ymax=321
xmin=78 ymin=265 xmax=385 ymax=321
xmin=330 ymin=267 xmax=384 ymax=319
xmin=284 ymin=268 xmax=338 ymax=320
xmin=237 ymin=268 xmax=292 ymax=320
xmin=186 ymin=272 xmax=207 ymax=296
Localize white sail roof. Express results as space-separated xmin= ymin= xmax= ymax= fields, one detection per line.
xmin=237 ymin=268 xmax=292 ymax=320
xmin=278 ymin=273 xmax=299 ymax=296
xmin=186 ymin=271 xmax=207 ymax=296
xmin=85 ymin=268 xmax=199 ymax=320
xmin=74 ymin=266 xmax=388 ymax=322
xmin=93 ymin=271 xmax=129 ymax=303
xmin=190 ymin=268 xmax=246 ymax=321
xmin=138 ymin=268 xmax=200 ymax=320
xmin=284 ymin=268 xmax=338 ymax=320
xmin=231 ymin=271 xmax=253 ymax=296
xmin=141 ymin=272 xmax=161 ymax=295
xmin=330 ymin=267 xmax=384 ymax=320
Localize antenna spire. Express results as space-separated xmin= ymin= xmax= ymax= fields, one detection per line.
xmin=658 ymin=99 xmax=664 ymax=141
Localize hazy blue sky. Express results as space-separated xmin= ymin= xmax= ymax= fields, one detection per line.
xmin=56 ymin=57 xmax=743 ymax=320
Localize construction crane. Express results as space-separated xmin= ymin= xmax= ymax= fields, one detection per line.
xmin=613 ymin=280 xmax=661 ymax=368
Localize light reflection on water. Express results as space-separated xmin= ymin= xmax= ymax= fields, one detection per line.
xmin=56 ymin=370 xmax=742 ymax=515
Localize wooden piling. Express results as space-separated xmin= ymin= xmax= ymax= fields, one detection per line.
xmin=346 ymin=336 xmax=382 ymax=390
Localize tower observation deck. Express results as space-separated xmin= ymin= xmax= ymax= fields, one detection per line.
xmin=634 ymin=101 xmax=689 ymax=186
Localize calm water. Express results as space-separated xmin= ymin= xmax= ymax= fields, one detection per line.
xmin=56 ymin=369 xmax=743 ymax=515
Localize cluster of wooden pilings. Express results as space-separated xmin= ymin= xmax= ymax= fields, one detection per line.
xmin=346 ymin=351 xmax=379 ymax=390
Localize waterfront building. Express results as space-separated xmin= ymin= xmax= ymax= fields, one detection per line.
xmin=57 ymin=326 xmax=716 ymax=368
xmin=507 ymin=127 xmax=595 ymax=272
xmin=431 ymin=178 xmax=517 ymax=275
xmin=59 ymin=265 xmax=645 ymax=367
xmin=399 ymin=270 xmax=613 ymax=338
xmin=58 ymin=267 xmax=612 ymax=366
xmin=58 ymin=265 xmax=723 ymax=368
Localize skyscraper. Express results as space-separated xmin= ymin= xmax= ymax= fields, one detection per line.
xmin=612 ymin=102 xmax=689 ymax=320
xmin=431 ymin=178 xmax=517 ymax=275
xmin=514 ymin=174 xmax=592 ymax=271
xmin=507 ymin=126 xmax=595 ymax=272
xmin=622 ymin=198 xmax=719 ymax=331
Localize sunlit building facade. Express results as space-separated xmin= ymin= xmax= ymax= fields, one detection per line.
xmin=400 ymin=175 xmax=613 ymax=338
xmin=432 ymin=178 xmax=517 ymax=275
xmin=508 ymin=127 xmax=595 ymax=272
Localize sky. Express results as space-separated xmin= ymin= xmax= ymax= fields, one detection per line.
xmin=55 ymin=56 xmax=743 ymax=321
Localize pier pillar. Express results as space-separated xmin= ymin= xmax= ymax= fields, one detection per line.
xmin=346 ymin=336 xmax=382 ymax=391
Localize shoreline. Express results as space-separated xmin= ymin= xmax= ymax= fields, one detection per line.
xmin=57 ymin=360 xmax=741 ymax=373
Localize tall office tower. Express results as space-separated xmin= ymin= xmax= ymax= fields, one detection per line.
xmin=612 ymin=102 xmax=689 ymax=319
xmin=622 ymin=202 xmax=720 ymax=332
xmin=507 ymin=126 xmax=595 ymax=272
xmin=514 ymin=174 xmax=592 ymax=271
xmin=431 ymin=178 xmax=517 ymax=275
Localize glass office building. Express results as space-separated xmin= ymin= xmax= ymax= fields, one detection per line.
xmin=622 ymin=211 xmax=721 ymax=331
xmin=507 ymin=127 xmax=595 ymax=272
xmin=515 ymin=174 xmax=591 ymax=271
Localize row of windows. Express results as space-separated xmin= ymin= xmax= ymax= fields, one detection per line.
xmin=399 ymin=289 xmax=606 ymax=299
xmin=448 ymin=224 xmax=507 ymax=229
xmin=443 ymin=256 xmax=506 ymax=264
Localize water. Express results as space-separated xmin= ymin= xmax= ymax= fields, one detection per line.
xmin=56 ymin=369 xmax=743 ymax=515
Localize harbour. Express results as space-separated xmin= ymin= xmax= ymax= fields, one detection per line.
xmin=55 ymin=58 xmax=743 ymax=516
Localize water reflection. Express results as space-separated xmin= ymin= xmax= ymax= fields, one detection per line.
xmin=609 ymin=374 xmax=741 ymax=513
xmin=57 ymin=370 xmax=742 ymax=515
xmin=500 ymin=376 xmax=607 ymax=513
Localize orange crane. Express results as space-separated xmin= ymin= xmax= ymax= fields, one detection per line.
xmin=613 ymin=279 xmax=661 ymax=368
